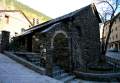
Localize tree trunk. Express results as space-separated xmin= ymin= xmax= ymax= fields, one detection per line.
xmin=100 ymin=20 xmax=114 ymax=62
xmin=104 ymin=20 xmax=114 ymax=54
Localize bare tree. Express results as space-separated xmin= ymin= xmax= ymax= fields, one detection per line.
xmin=95 ymin=0 xmax=120 ymax=62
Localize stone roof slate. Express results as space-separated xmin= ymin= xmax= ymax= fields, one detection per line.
xmin=17 ymin=3 xmax=101 ymax=37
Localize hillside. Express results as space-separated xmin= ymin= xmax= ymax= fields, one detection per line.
xmin=0 ymin=0 xmax=51 ymax=24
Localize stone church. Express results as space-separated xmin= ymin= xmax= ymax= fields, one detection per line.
xmin=8 ymin=4 xmax=101 ymax=75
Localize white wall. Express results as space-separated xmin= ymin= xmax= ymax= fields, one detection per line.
xmin=0 ymin=12 xmax=30 ymax=37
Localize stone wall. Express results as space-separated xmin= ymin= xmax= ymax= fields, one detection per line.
xmin=11 ymin=4 xmax=101 ymax=74
xmin=0 ymin=31 xmax=10 ymax=52
xmin=44 ymin=5 xmax=100 ymax=70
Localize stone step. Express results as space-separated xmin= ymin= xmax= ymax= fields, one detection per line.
xmin=55 ymin=73 xmax=69 ymax=79
xmin=60 ymin=75 xmax=75 ymax=82
xmin=52 ymin=70 xmax=65 ymax=77
xmin=53 ymin=69 xmax=64 ymax=73
xmin=33 ymin=62 xmax=41 ymax=64
xmin=32 ymin=60 xmax=40 ymax=62
xmin=26 ymin=57 xmax=41 ymax=59
xmin=30 ymin=59 xmax=40 ymax=61
xmin=31 ymin=60 xmax=40 ymax=62
xmin=69 ymin=79 xmax=81 ymax=83
xmin=31 ymin=60 xmax=41 ymax=63
xmin=53 ymin=66 xmax=61 ymax=70
xmin=52 ymin=65 xmax=77 ymax=82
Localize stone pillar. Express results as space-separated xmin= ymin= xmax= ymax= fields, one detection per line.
xmin=69 ymin=37 xmax=74 ymax=72
xmin=46 ymin=48 xmax=53 ymax=77
xmin=1 ymin=31 xmax=10 ymax=52
xmin=26 ymin=34 xmax=32 ymax=52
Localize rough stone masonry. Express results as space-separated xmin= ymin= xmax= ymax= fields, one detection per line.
xmin=10 ymin=4 xmax=101 ymax=74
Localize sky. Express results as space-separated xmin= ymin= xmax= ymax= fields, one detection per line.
xmin=18 ymin=0 xmax=93 ymax=18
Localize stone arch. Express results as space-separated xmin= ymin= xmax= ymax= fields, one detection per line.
xmin=51 ymin=30 xmax=71 ymax=71
xmin=51 ymin=30 xmax=68 ymax=49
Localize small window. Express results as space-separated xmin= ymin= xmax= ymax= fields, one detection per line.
xmin=37 ymin=19 xmax=39 ymax=24
xmin=5 ymin=15 xmax=9 ymax=24
xmin=33 ymin=18 xmax=35 ymax=25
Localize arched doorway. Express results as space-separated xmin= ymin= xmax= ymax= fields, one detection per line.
xmin=53 ymin=33 xmax=70 ymax=71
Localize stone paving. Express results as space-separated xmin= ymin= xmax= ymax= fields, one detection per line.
xmin=0 ymin=53 xmax=119 ymax=83
xmin=0 ymin=53 xmax=62 ymax=83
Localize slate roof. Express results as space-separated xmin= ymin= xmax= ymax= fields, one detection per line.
xmin=17 ymin=3 xmax=101 ymax=37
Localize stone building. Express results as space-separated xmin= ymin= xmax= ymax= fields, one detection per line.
xmin=103 ymin=13 xmax=120 ymax=51
xmin=11 ymin=4 xmax=101 ymax=75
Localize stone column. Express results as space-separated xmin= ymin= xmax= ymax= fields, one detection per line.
xmin=1 ymin=31 xmax=10 ymax=53
xmin=69 ymin=36 xmax=74 ymax=72
xmin=26 ymin=34 xmax=32 ymax=52
xmin=46 ymin=48 xmax=53 ymax=77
